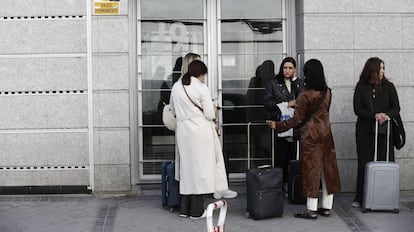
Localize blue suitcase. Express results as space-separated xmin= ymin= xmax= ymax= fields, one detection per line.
xmin=362 ymin=120 xmax=400 ymax=213
xmin=161 ymin=161 xmax=180 ymax=211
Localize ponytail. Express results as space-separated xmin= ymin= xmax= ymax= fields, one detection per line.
xmin=182 ymin=72 xmax=191 ymax=85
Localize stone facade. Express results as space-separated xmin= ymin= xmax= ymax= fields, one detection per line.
xmin=296 ymin=0 xmax=414 ymax=191
xmin=0 ymin=0 xmax=130 ymax=192
xmin=0 ymin=0 xmax=412 ymax=193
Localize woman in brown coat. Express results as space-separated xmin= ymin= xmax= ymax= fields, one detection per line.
xmin=267 ymin=59 xmax=341 ymax=219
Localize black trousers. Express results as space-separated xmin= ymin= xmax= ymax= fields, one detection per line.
xmin=275 ymin=137 xmax=296 ymax=184
xmin=180 ymin=194 xmax=204 ymax=217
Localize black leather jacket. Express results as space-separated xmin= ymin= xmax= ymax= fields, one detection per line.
xmin=264 ymin=74 xmax=304 ymax=120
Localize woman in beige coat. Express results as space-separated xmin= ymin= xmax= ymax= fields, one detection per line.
xmin=267 ymin=59 xmax=341 ymax=219
xmin=170 ymin=60 xmax=236 ymax=219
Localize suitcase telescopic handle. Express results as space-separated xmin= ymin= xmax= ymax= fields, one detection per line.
xmin=247 ymin=122 xmax=275 ymax=170
xmin=374 ymin=119 xmax=390 ymax=162
xmin=247 ymin=122 xmax=251 ymax=170
xmin=296 ymin=140 xmax=300 ymax=160
xmin=271 ymin=127 xmax=275 ymax=167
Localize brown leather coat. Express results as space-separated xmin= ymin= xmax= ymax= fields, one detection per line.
xmin=274 ymin=88 xmax=341 ymax=197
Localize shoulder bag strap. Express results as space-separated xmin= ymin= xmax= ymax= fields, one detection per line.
xmin=183 ymin=84 xmax=203 ymax=112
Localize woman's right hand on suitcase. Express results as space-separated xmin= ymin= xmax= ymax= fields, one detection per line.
xmin=266 ymin=120 xmax=276 ymax=129
xmin=375 ymin=113 xmax=389 ymax=124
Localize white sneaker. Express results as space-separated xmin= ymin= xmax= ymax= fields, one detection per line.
xmin=213 ymin=189 xmax=238 ymax=199
xmin=189 ymin=210 xmax=207 ymax=220
xmin=352 ymin=201 xmax=360 ymax=208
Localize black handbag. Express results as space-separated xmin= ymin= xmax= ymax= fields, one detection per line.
xmin=391 ymin=114 xmax=405 ymax=150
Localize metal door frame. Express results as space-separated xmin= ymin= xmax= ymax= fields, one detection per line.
xmin=131 ymin=0 xmax=296 ymax=183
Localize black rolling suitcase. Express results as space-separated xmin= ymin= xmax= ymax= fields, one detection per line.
xmin=246 ymin=123 xmax=284 ymax=219
xmin=288 ymin=141 xmax=306 ymax=204
xmin=161 ymin=161 xmax=180 ymax=212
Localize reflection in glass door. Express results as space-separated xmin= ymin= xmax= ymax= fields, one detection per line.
xmin=138 ymin=0 xmax=205 ymax=179
xmin=136 ymin=0 xmax=288 ymax=181
xmin=218 ymin=0 xmax=285 ymax=175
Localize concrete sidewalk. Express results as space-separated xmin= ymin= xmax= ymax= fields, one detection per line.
xmin=0 ymin=185 xmax=413 ymax=232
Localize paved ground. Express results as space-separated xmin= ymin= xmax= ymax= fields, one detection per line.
xmin=0 ymin=185 xmax=413 ymax=232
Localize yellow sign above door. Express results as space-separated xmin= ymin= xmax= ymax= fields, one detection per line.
xmin=94 ymin=0 xmax=120 ymax=15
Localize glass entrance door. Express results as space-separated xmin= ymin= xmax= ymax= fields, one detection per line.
xmin=136 ymin=0 xmax=288 ymax=181
xmin=137 ymin=0 xmax=206 ymax=180
xmin=218 ymin=0 xmax=285 ymax=175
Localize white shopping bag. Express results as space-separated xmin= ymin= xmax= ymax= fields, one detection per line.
xmin=277 ymin=102 xmax=294 ymax=138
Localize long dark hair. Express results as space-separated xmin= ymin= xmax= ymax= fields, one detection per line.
xmin=181 ymin=60 xmax=208 ymax=85
xmin=303 ymin=59 xmax=328 ymax=91
xmin=358 ymin=57 xmax=387 ymax=85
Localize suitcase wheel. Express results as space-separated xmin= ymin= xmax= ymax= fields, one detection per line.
xmin=245 ymin=212 xmax=251 ymax=218
xmin=361 ymin=208 xmax=367 ymax=213
xmin=393 ymin=209 xmax=399 ymax=213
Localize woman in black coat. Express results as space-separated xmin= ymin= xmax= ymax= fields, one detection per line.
xmin=352 ymin=57 xmax=401 ymax=207
xmin=264 ymin=57 xmax=304 ymax=185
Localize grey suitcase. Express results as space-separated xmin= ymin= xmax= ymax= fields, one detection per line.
xmin=362 ymin=120 xmax=400 ymax=213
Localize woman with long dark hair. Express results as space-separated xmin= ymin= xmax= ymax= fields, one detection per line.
xmin=266 ymin=59 xmax=341 ymax=219
xmin=352 ymin=57 xmax=400 ymax=208
xmin=264 ymin=57 xmax=304 ymax=187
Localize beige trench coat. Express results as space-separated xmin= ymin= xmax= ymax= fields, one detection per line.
xmin=170 ymin=77 xmax=228 ymax=195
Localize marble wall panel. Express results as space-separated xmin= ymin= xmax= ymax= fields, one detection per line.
xmin=94 ymin=129 xmax=130 ymax=165
xmin=94 ymin=165 xmax=130 ymax=192
xmin=0 ymin=57 xmax=87 ymax=91
xmin=354 ymin=16 xmax=402 ymax=50
xmin=93 ymin=92 xmax=129 ymax=128
xmin=92 ymin=55 xmax=129 ymax=90
xmin=303 ymin=0 xmax=353 ymax=13
xmin=0 ymin=0 xmax=86 ymax=16
xmin=0 ymin=19 xmax=86 ymax=54
xmin=92 ymin=17 xmax=128 ymax=53
xmin=0 ymin=169 xmax=89 ymax=186
xmin=303 ymin=16 xmax=353 ymax=50
xmin=0 ymin=95 xmax=88 ymax=129
xmin=0 ymin=132 xmax=88 ymax=166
